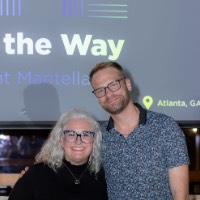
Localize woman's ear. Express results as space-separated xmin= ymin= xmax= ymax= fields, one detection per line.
xmin=60 ymin=136 xmax=65 ymax=148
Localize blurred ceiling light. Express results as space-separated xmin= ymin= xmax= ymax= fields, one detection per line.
xmin=192 ymin=128 xmax=198 ymax=133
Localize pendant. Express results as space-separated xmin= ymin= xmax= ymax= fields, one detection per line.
xmin=75 ymin=180 xmax=80 ymax=184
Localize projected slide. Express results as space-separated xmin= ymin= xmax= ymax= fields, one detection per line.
xmin=0 ymin=0 xmax=199 ymax=123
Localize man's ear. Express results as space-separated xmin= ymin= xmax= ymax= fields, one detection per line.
xmin=125 ymin=78 xmax=132 ymax=91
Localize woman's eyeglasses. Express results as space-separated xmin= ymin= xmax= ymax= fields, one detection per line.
xmin=63 ymin=130 xmax=95 ymax=143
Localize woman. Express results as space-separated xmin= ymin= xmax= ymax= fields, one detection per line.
xmin=8 ymin=109 xmax=108 ymax=200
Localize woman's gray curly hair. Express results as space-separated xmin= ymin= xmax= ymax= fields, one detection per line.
xmin=35 ymin=108 xmax=102 ymax=174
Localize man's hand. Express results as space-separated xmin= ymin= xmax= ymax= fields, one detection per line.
xmin=19 ymin=166 xmax=29 ymax=178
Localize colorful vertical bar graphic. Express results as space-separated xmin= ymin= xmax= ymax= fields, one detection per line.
xmin=63 ymin=0 xmax=84 ymax=17
xmin=0 ymin=0 xmax=2 ymax=16
xmin=0 ymin=0 xmax=21 ymax=16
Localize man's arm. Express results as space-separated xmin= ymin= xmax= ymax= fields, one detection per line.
xmin=19 ymin=166 xmax=29 ymax=178
xmin=169 ymin=164 xmax=189 ymax=200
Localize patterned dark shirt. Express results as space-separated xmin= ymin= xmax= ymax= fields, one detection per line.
xmin=101 ymin=104 xmax=190 ymax=200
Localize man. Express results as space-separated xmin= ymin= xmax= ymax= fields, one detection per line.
xmin=89 ymin=61 xmax=190 ymax=200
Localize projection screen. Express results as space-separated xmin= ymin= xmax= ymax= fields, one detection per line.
xmin=0 ymin=0 xmax=199 ymax=125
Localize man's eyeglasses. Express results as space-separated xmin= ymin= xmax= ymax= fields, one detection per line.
xmin=92 ymin=77 xmax=125 ymax=98
xmin=63 ymin=130 xmax=95 ymax=143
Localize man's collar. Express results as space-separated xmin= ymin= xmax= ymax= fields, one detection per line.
xmin=107 ymin=103 xmax=147 ymax=131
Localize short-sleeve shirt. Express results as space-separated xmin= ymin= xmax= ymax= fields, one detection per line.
xmin=101 ymin=103 xmax=190 ymax=200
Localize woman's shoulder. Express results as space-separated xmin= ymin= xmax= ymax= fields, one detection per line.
xmin=93 ymin=166 xmax=106 ymax=182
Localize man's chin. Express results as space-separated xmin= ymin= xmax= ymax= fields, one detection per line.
xmin=103 ymin=106 xmax=123 ymax=115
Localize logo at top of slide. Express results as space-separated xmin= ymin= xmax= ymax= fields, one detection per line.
xmin=62 ymin=0 xmax=128 ymax=19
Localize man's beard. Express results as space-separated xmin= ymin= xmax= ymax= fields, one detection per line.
xmin=101 ymin=92 xmax=131 ymax=115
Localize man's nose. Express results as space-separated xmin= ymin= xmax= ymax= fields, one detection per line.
xmin=105 ymin=87 xmax=113 ymax=96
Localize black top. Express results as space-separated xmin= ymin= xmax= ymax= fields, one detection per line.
xmin=8 ymin=160 xmax=108 ymax=200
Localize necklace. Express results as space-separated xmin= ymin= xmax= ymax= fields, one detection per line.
xmin=62 ymin=162 xmax=88 ymax=184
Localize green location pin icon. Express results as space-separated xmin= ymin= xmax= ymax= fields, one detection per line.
xmin=143 ymin=96 xmax=153 ymax=110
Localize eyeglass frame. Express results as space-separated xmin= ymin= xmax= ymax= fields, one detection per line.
xmin=63 ymin=130 xmax=95 ymax=144
xmin=92 ymin=77 xmax=126 ymax=98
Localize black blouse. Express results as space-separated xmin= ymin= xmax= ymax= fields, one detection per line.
xmin=8 ymin=160 xmax=108 ymax=200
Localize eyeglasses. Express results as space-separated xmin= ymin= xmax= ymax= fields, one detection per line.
xmin=63 ymin=130 xmax=95 ymax=143
xmin=92 ymin=77 xmax=125 ymax=98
